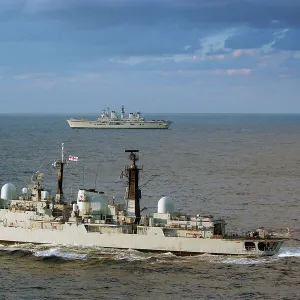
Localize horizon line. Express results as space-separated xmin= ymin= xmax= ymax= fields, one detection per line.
xmin=1 ymin=112 xmax=300 ymax=116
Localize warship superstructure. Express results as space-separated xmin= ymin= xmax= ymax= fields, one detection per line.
xmin=66 ymin=105 xmax=172 ymax=129
xmin=0 ymin=147 xmax=287 ymax=256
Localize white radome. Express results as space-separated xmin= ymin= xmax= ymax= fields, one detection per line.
xmin=158 ymin=196 xmax=174 ymax=214
xmin=1 ymin=183 xmax=17 ymax=200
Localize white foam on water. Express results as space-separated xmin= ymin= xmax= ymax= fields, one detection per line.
xmin=5 ymin=242 xmax=299 ymax=264
xmin=0 ymin=247 xmax=21 ymax=252
xmin=222 ymin=257 xmax=269 ymax=265
xmin=278 ymin=247 xmax=300 ymax=258
xmin=33 ymin=247 xmax=88 ymax=260
xmin=161 ymin=252 xmax=176 ymax=257
xmin=114 ymin=249 xmax=154 ymax=262
xmin=199 ymin=247 xmax=300 ymax=264
xmin=182 ymin=253 xmax=272 ymax=265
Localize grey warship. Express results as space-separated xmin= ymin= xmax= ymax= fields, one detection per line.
xmin=67 ymin=105 xmax=172 ymax=129
xmin=0 ymin=147 xmax=287 ymax=256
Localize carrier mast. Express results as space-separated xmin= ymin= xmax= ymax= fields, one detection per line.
xmin=124 ymin=150 xmax=141 ymax=224
xmin=121 ymin=105 xmax=125 ymax=119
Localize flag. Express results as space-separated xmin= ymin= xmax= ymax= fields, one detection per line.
xmin=68 ymin=155 xmax=78 ymax=161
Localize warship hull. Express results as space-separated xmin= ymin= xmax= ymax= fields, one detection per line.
xmin=66 ymin=119 xmax=171 ymax=129
xmin=0 ymin=221 xmax=282 ymax=256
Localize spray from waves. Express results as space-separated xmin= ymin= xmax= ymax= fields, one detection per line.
xmin=59 ymin=245 xmax=177 ymax=263
xmin=114 ymin=248 xmax=152 ymax=262
xmin=195 ymin=247 xmax=300 ymax=265
xmin=0 ymin=243 xmax=163 ymax=262
xmin=161 ymin=251 xmax=177 ymax=257
xmin=103 ymin=248 xmax=177 ymax=263
xmin=221 ymin=256 xmax=271 ymax=265
xmin=278 ymin=247 xmax=300 ymax=258
xmin=186 ymin=253 xmax=268 ymax=265
xmin=0 ymin=243 xmax=88 ymax=261
xmin=0 ymin=247 xmax=23 ymax=252
xmin=33 ymin=248 xmax=88 ymax=260
xmin=2 ymin=243 xmax=300 ymax=264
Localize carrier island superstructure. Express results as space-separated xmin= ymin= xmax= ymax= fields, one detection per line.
xmin=0 ymin=149 xmax=287 ymax=256
xmin=66 ymin=105 xmax=172 ymax=129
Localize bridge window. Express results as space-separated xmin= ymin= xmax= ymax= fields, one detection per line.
xmin=245 ymin=242 xmax=256 ymax=251
xmin=258 ymin=242 xmax=266 ymax=251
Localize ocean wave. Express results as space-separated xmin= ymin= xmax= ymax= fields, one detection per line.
xmin=33 ymin=248 xmax=88 ymax=260
xmin=221 ymin=257 xmax=271 ymax=265
xmin=278 ymin=247 xmax=300 ymax=257
xmin=0 ymin=244 xmax=88 ymax=261
xmin=1 ymin=243 xmax=300 ymax=264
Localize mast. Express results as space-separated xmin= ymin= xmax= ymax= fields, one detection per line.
xmin=53 ymin=143 xmax=66 ymax=202
xmin=124 ymin=150 xmax=141 ymax=224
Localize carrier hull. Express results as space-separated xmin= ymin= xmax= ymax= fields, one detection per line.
xmin=66 ymin=119 xmax=171 ymax=129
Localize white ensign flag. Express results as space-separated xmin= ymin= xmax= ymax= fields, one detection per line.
xmin=68 ymin=155 xmax=78 ymax=161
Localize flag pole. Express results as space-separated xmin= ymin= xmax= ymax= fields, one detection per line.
xmin=62 ymin=143 xmax=64 ymax=162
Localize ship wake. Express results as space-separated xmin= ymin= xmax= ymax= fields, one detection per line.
xmin=0 ymin=244 xmax=300 ymax=264
xmin=199 ymin=246 xmax=300 ymax=265
xmin=277 ymin=247 xmax=300 ymax=258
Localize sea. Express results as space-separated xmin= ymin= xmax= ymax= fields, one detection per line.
xmin=0 ymin=113 xmax=299 ymax=300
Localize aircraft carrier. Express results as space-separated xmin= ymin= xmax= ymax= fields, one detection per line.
xmin=67 ymin=105 xmax=172 ymax=129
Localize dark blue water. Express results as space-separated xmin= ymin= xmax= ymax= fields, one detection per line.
xmin=0 ymin=113 xmax=300 ymax=299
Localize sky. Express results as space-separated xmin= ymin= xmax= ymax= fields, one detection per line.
xmin=0 ymin=0 xmax=300 ymax=114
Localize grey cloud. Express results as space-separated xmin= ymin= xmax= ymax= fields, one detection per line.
xmin=0 ymin=23 xmax=202 ymax=70
xmin=225 ymin=29 xmax=277 ymax=49
xmin=110 ymin=55 xmax=258 ymax=72
xmin=181 ymin=57 xmax=255 ymax=71
xmin=0 ymin=0 xmax=299 ymax=75
xmin=0 ymin=18 xmax=65 ymax=42
xmin=2 ymin=46 xmax=258 ymax=75
xmin=2 ymin=0 xmax=300 ymax=29
xmin=272 ymin=29 xmax=300 ymax=50
xmin=206 ymin=49 xmax=233 ymax=56
xmin=24 ymin=0 xmax=300 ymax=29
xmin=20 ymin=0 xmax=300 ymax=56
